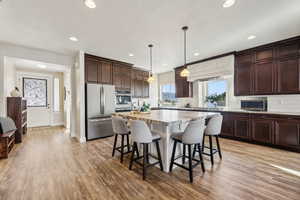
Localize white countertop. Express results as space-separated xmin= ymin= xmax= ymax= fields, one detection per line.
xmin=114 ymin=110 xmax=219 ymax=125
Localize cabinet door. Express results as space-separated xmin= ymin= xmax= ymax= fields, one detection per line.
xmin=277 ymin=42 xmax=299 ymax=59
xmin=252 ymin=119 xmax=273 ymax=144
xmin=113 ymin=65 xmax=122 ymax=90
xmin=99 ymin=61 xmax=113 ymax=84
xmin=255 ymin=47 xmax=274 ymax=63
xmin=277 ymin=57 xmax=300 ymax=93
xmin=275 ymin=120 xmax=300 ymax=149
xmin=234 ymin=53 xmax=253 ymax=96
xmin=143 ymin=81 xmax=149 ymax=98
xmin=221 ymin=113 xmax=234 ymax=137
xmin=234 ymin=117 xmax=250 ymax=139
xmin=235 ymin=63 xmax=252 ymax=96
xmin=122 ymin=67 xmax=132 ymax=91
xmin=85 ymin=58 xmax=99 ymax=83
xmin=253 ymin=61 xmax=274 ymax=94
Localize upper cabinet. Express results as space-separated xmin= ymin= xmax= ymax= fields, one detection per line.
xmin=85 ymin=54 xmax=113 ymax=85
xmin=175 ymin=67 xmax=193 ymax=98
xmin=131 ymin=69 xmax=149 ymax=98
xmin=113 ymin=63 xmax=132 ymax=92
xmin=234 ymin=37 xmax=300 ymax=96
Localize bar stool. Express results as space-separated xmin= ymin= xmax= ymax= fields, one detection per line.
xmin=129 ymin=120 xmax=163 ymax=180
xmin=193 ymin=114 xmax=223 ymax=166
xmin=169 ymin=118 xmax=206 ymax=183
xmin=112 ymin=116 xmax=131 ymax=163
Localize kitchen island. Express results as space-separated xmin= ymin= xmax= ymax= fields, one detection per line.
xmin=114 ymin=110 xmax=218 ymax=172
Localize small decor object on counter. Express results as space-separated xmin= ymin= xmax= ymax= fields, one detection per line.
xmin=185 ymin=103 xmax=191 ymax=108
xmin=140 ymin=102 xmax=151 ymax=113
xmin=10 ymin=87 xmax=21 ymax=97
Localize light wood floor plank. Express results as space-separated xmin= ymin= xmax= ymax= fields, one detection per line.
xmin=0 ymin=127 xmax=299 ymax=200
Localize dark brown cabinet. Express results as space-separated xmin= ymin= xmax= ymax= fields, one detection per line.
xmin=251 ymin=118 xmax=273 ymax=144
xmin=132 ymin=69 xmax=149 ymax=98
xmin=7 ymin=97 xmax=27 ymax=143
xmin=235 ymin=52 xmax=253 ymax=95
xmin=233 ymin=115 xmax=251 ymax=140
xmin=234 ymin=36 xmax=300 ymax=96
xmin=175 ymin=67 xmax=193 ymax=98
xmin=274 ymin=120 xmax=300 ymax=150
xmin=277 ymin=57 xmax=300 ymax=93
xmin=253 ymin=61 xmax=274 ymax=94
xmin=85 ymin=55 xmax=113 ymax=84
xmin=220 ymin=113 xmax=234 ymax=137
xmin=113 ymin=64 xmax=132 ymax=92
xmin=219 ymin=111 xmax=300 ymax=152
xmin=85 ymin=58 xmax=99 ymax=83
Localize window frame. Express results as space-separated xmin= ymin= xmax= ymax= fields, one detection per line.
xmin=204 ymin=78 xmax=228 ymax=107
xmin=160 ymin=84 xmax=176 ymax=104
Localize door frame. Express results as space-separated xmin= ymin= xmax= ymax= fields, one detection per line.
xmin=16 ymin=71 xmax=53 ymax=127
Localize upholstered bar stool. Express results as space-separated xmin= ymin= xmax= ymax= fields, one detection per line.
xmin=169 ymin=118 xmax=206 ymax=183
xmin=112 ymin=116 xmax=131 ymax=163
xmin=194 ymin=114 xmax=223 ymax=165
xmin=129 ymin=120 xmax=163 ymax=180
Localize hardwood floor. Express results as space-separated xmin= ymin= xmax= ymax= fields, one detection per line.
xmin=0 ymin=127 xmax=299 ymax=200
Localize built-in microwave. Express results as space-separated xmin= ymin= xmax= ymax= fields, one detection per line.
xmin=115 ymin=93 xmax=132 ymax=112
xmin=241 ymin=99 xmax=268 ymax=111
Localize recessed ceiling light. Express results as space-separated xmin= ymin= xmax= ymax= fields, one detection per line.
xmin=162 ymin=64 xmax=167 ymax=66
xmin=223 ymin=0 xmax=236 ymax=8
xmin=194 ymin=52 xmax=200 ymax=56
xmin=69 ymin=36 xmax=78 ymax=42
xmin=248 ymin=35 xmax=256 ymax=40
xmin=84 ymin=0 xmax=96 ymax=9
xmin=129 ymin=53 xmax=134 ymax=57
xmin=37 ymin=64 xmax=46 ymax=69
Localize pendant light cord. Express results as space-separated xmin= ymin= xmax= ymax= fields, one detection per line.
xmin=148 ymin=44 xmax=153 ymax=74
xmin=182 ymin=26 xmax=188 ymax=67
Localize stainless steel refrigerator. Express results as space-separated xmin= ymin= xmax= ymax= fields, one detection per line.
xmin=86 ymin=83 xmax=116 ymax=140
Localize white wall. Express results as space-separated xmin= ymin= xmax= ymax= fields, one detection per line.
xmin=0 ymin=42 xmax=74 ymax=117
xmin=16 ymin=69 xmax=65 ymax=127
xmin=73 ymin=51 xmax=86 ymax=143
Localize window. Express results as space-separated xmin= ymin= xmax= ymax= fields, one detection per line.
xmin=205 ymin=79 xmax=227 ymax=107
xmin=160 ymin=84 xmax=176 ymax=103
xmin=23 ymin=77 xmax=47 ymax=107
xmin=53 ymin=78 xmax=60 ymax=112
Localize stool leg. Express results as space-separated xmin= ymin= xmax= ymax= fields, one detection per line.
xmin=188 ymin=144 xmax=193 ymax=183
xmin=155 ymin=140 xmax=163 ymax=171
xmin=146 ymin=143 xmax=150 ymax=164
xmin=169 ymin=141 xmax=177 ymax=172
xmin=143 ymin=143 xmax=147 ymax=180
xmin=129 ymin=142 xmax=136 ymax=170
xmin=182 ymin=144 xmax=186 ymax=165
xmin=120 ymin=135 xmax=125 ymax=163
xmin=216 ymin=136 xmax=222 ymax=159
xmin=209 ymin=135 xmax=214 ymax=166
xmin=126 ymin=134 xmax=130 ymax=153
xmin=112 ymin=134 xmax=118 ymax=157
xmin=192 ymin=144 xmax=197 ymax=158
xmin=198 ymin=144 xmax=205 ymax=173
xmin=202 ymin=135 xmax=205 ymax=151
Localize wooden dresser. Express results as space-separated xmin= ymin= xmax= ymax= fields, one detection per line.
xmin=7 ymin=97 xmax=27 ymax=143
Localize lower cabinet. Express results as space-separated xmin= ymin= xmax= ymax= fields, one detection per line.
xmin=274 ymin=120 xmax=300 ymax=150
xmin=234 ymin=116 xmax=251 ymax=140
xmin=220 ymin=113 xmax=234 ymax=137
xmin=220 ymin=112 xmax=300 ymax=152
xmin=251 ymin=119 xmax=273 ymax=144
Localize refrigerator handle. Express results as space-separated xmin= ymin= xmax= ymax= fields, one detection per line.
xmin=100 ymin=86 xmax=104 ymax=114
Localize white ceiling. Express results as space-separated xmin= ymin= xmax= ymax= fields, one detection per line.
xmin=1 ymin=0 xmax=300 ymax=73
xmin=6 ymin=57 xmax=67 ymax=72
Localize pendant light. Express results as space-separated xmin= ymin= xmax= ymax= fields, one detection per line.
xmin=147 ymin=44 xmax=155 ymax=83
xmin=180 ymin=26 xmax=190 ymax=77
